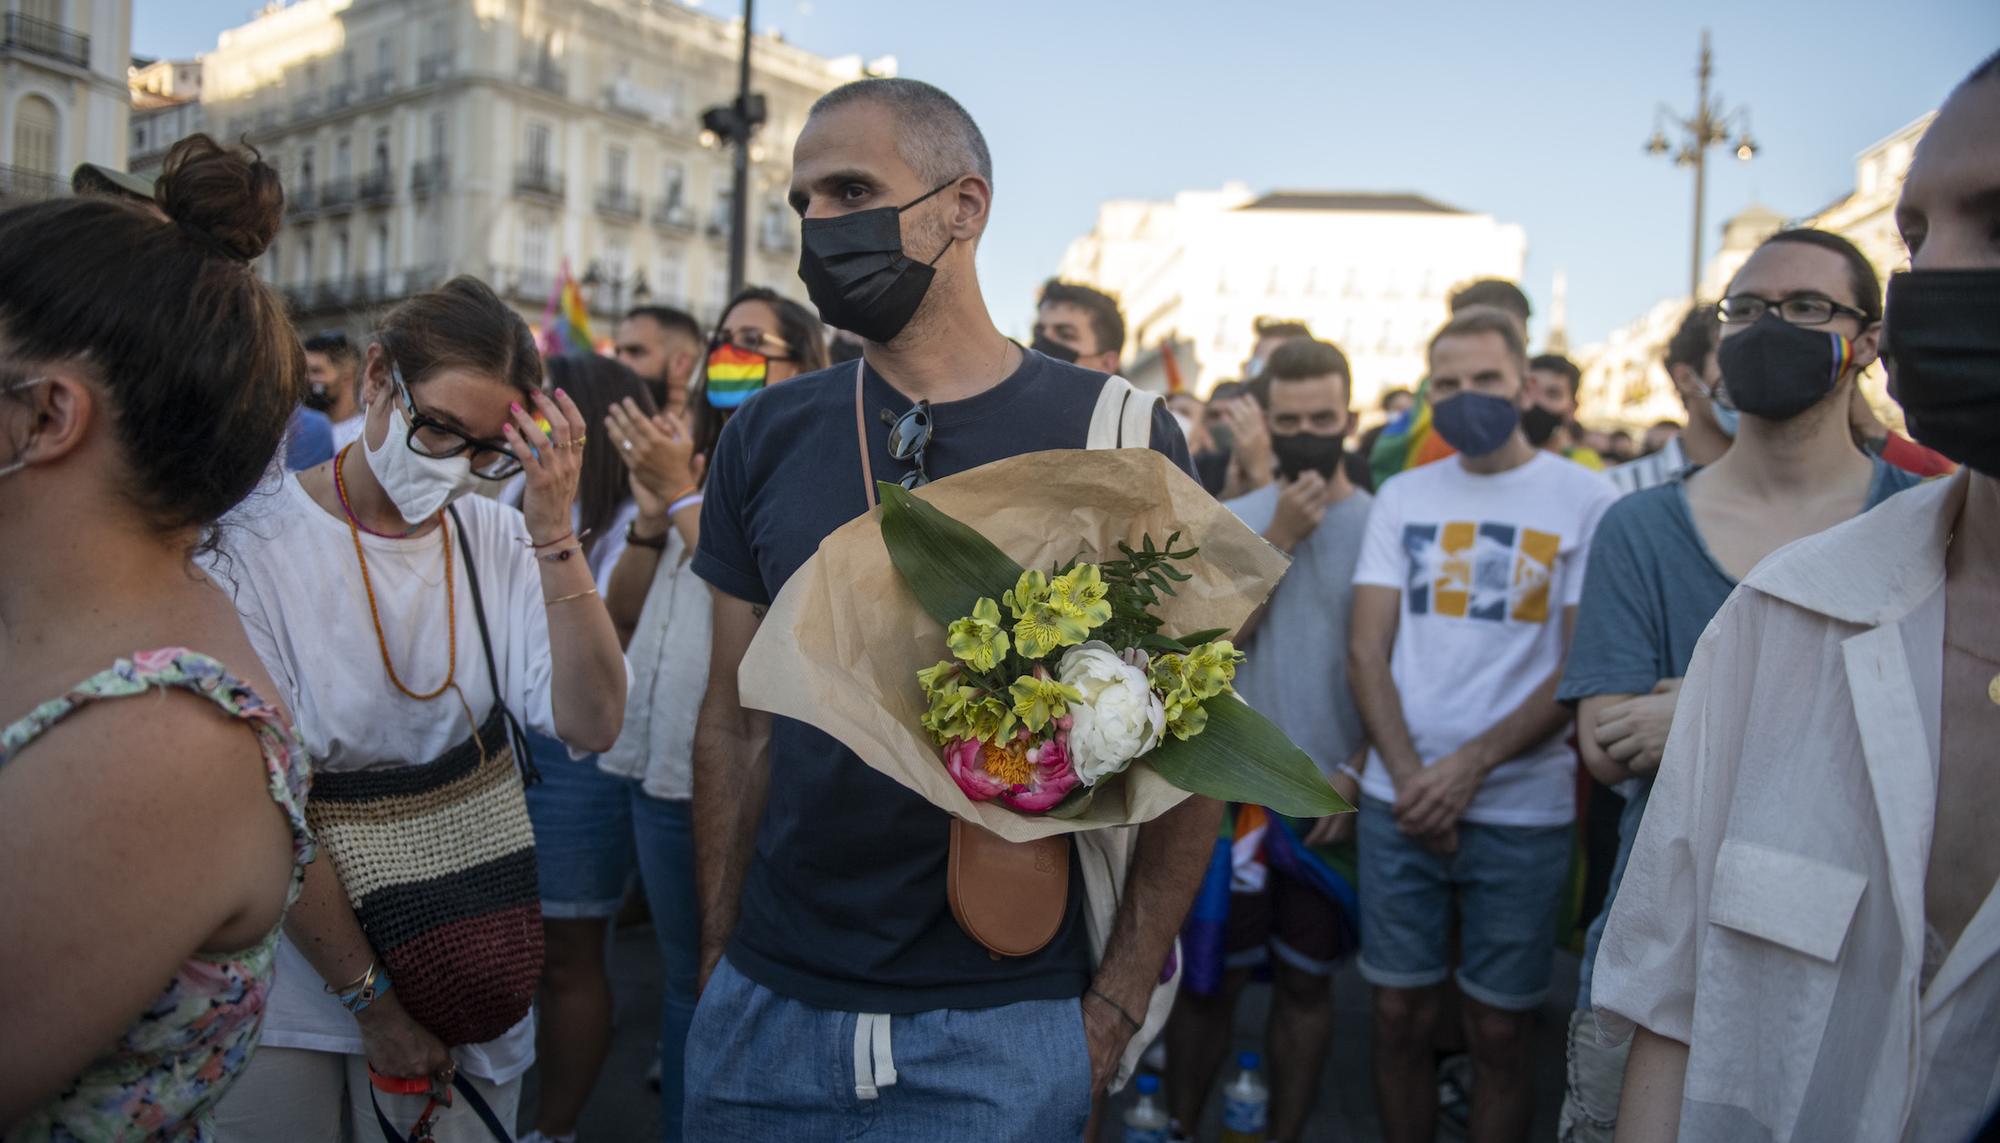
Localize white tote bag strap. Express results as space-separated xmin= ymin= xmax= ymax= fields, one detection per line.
xmin=1085 ymin=374 xmax=1160 ymax=452
xmin=1078 ymin=372 xmax=1178 ymax=1094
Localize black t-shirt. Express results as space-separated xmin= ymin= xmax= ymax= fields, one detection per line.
xmin=692 ymin=348 xmax=1192 ymax=1013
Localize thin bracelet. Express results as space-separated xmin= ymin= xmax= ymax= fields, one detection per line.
xmin=1086 ymin=986 xmax=1141 ymax=1032
xmin=663 ymin=482 xmax=700 ymax=504
xmin=667 ymin=492 xmax=704 ymax=517
xmin=523 ymin=528 xmax=574 ymax=550
xmin=340 ymin=973 xmax=392 ymax=1014
xmin=326 ymin=960 xmax=377 ymax=998
xmin=538 ymin=542 xmax=584 ymax=563
xmin=544 ymin=587 xmax=599 ymax=606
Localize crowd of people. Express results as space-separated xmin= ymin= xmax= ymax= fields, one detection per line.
xmin=0 ymin=51 xmax=1996 ymax=1143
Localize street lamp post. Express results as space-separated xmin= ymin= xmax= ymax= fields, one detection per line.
xmin=701 ymin=0 xmax=766 ymax=301
xmin=1645 ymin=29 xmax=1759 ymax=300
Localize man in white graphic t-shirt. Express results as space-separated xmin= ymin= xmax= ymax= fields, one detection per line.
xmin=1347 ymin=305 xmax=1616 ymax=1143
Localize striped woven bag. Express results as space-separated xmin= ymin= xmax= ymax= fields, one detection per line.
xmin=305 ymin=506 xmax=544 ymax=1047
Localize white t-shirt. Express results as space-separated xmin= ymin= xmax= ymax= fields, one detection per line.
xmin=1352 ymin=451 xmax=1616 ymax=826
xmin=330 ymin=415 xmax=366 ymax=454
xmin=206 ymin=477 xmax=566 ymax=1083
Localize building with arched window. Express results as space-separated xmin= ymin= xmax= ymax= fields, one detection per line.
xmin=1 ymin=0 xmax=130 ymax=202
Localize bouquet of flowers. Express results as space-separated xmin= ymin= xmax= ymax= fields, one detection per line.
xmin=739 ymin=448 xmax=1349 ymax=840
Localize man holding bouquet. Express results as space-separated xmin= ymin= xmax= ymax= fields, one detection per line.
xmin=683 ymin=76 xmax=1217 ymax=1140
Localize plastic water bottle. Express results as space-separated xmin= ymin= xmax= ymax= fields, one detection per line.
xmin=1219 ymin=1051 xmax=1269 ymax=1143
xmin=1122 ymin=1073 xmax=1169 ymax=1143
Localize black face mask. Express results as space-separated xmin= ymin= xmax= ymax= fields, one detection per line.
xmin=1884 ymin=268 xmax=2000 ymax=479
xmin=1520 ymin=403 xmax=1565 ymax=448
xmin=1192 ymin=449 xmax=1231 ymax=496
xmin=302 ymin=384 xmax=335 ymax=414
xmin=1030 ymin=335 xmax=1079 ymax=364
xmin=1271 ymin=431 xmax=1345 ymax=481
xmin=796 ymin=180 xmax=955 ymax=345
xmin=1716 ymin=313 xmax=1857 ymax=422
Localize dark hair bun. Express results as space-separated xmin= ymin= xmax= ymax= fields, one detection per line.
xmin=155 ymin=134 xmax=284 ymax=262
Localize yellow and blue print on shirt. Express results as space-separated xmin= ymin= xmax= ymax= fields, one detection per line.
xmin=1401 ymin=521 xmax=1560 ymax=623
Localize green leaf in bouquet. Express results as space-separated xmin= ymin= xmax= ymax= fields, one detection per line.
xmin=1144 ymin=697 xmax=1353 ymax=817
xmin=1045 ymin=784 xmax=1099 ymax=820
xmin=1176 ymin=627 xmax=1231 ymax=647
xmin=878 ymin=481 xmax=1025 ymax=628
xmin=1139 ymin=633 xmax=1191 ymax=656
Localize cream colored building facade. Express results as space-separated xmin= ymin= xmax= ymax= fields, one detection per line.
xmin=1575 ymin=113 xmax=1934 ymax=433
xmin=1 ymin=0 xmax=130 ymax=202
xmin=1057 ymin=183 xmax=1527 ymax=404
xmin=201 ymin=0 xmax=887 ymax=336
xmin=129 ymin=56 xmax=202 ymax=177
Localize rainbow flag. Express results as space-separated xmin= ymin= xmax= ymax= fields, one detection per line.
xmin=704 ymin=344 xmax=768 ymax=409
xmin=539 ymin=262 xmax=593 ymax=358
xmin=1369 ymin=375 xmax=1456 ymax=489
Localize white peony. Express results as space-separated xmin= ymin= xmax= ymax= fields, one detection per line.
xmin=1058 ymin=641 xmax=1166 ymax=785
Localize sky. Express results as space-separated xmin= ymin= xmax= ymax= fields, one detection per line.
xmin=137 ymin=0 xmax=2000 ymax=349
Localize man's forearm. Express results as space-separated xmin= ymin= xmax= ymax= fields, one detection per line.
xmin=690 ymin=687 xmax=770 ymax=978
xmin=1349 ymin=647 xmax=1420 ymax=780
xmin=1091 ymin=795 xmax=1224 ymax=1015
xmin=1461 ymin=667 xmax=1570 ymax=776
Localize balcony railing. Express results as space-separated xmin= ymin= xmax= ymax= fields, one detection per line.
xmin=365 ymin=71 xmax=394 ymax=99
xmin=513 ymin=164 xmax=564 ymax=202
xmin=409 ymin=156 xmax=449 ymax=196
xmin=285 ymin=184 xmax=319 ymax=218
xmin=351 ymin=271 xmax=391 ymax=304
xmin=595 ymin=186 xmax=641 ymax=222
xmin=525 ymin=62 xmax=566 ymax=96
xmin=417 ymin=52 xmax=452 ymax=84
xmin=651 ymin=198 xmax=693 ymax=231
xmin=0 ymin=164 xmax=64 ymax=203
xmin=758 ymin=227 xmax=796 ymax=255
xmin=705 ymin=213 xmax=731 ymax=241
xmin=290 ymin=94 xmax=320 ymax=122
xmin=2 ymin=13 xmax=89 ymax=68
xmin=318 ymin=176 xmax=355 ymax=212
xmin=256 ymin=107 xmax=284 ymax=131
xmin=326 ymin=83 xmax=353 ymax=112
xmin=358 ymin=168 xmax=393 ymax=206
xmin=510 ymin=267 xmax=558 ymax=304
xmin=313 ymin=278 xmax=353 ymax=308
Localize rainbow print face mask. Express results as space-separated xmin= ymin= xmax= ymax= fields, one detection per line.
xmin=705 ymin=343 xmax=769 ymax=409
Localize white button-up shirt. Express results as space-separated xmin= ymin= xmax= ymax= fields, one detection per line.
xmin=1593 ymin=471 xmax=2000 ymax=1142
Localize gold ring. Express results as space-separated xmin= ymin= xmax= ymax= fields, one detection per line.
xmin=573 ymin=434 xmax=587 ymax=448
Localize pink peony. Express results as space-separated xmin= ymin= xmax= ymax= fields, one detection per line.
xmin=940 ymin=732 xmax=1081 ymax=813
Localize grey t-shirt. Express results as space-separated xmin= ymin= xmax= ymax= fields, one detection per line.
xmin=1226 ymin=482 xmax=1373 ymax=780
xmin=1558 ymin=455 xmax=1921 ymax=1007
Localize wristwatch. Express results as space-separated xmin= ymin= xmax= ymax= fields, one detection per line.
xmin=625 ymin=518 xmax=669 ymax=551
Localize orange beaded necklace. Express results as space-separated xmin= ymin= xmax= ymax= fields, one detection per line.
xmin=334 ymin=443 xmax=462 ymax=707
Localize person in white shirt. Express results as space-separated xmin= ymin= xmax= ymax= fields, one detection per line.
xmin=1599 ymin=52 xmax=2000 ymax=1142
xmin=1606 ymin=305 xmax=1734 ymax=497
xmin=210 ymin=277 xmax=628 ymax=1143
xmin=1348 ymin=306 xmax=1617 ymax=1143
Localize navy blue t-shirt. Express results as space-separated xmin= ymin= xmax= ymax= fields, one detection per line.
xmin=692 ymin=348 xmax=1192 ymax=1014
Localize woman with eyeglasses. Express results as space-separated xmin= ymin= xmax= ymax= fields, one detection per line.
xmin=590 ymin=285 xmax=825 ymax=1142
xmin=0 ymin=135 xmax=315 ymax=1140
xmin=210 ymin=277 xmax=627 ymax=1142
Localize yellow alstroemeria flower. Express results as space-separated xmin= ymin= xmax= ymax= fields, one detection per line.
xmin=920 ymin=683 xmax=979 ymax=743
xmin=917 ymin=660 xmax=960 ymax=700
xmin=946 ymin=597 xmax=1010 ymax=672
xmin=1002 ymin=569 xmax=1052 ymax=620
xmin=1163 ymin=693 xmax=1210 ymax=741
xmin=967 ymin=695 xmax=1019 ymax=745
xmin=1014 ymin=602 xmax=1094 ymax=660
xmin=1009 ymin=673 xmax=1083 ymax=734
xmin=1181 ymin=640 xmax=1243 ymax=701
xmin=1048 ymin=563 xmax=1113 ymax=632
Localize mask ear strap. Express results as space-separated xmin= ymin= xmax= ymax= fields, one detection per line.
xmin=926 ymin=236 xmax=955 ymax=267
xmin=898 ymin=178 xmax=958 ymax=213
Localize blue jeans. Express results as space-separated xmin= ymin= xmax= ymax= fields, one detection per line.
xmin=632 ymin=792 xmax=697 ymax=1143
xmin=684 ymin=958 xmax=1093 ymax=1141
xmin=1355 ymin=796 xmax=1571 ymax=1011
xmin=522 ymin=733 xmax=636 ymax=918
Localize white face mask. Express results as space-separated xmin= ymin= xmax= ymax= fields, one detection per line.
xmin=362 ymin=397 xmax=483 ymax=524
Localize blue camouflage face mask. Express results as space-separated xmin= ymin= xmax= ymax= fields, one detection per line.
xmin=1430 ymin=390 xmax=1521 ymax=458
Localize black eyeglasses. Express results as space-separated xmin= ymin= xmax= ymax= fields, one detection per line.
xmin=884 ymin=400 xmax=933 ymax=489
xmin=392 ymin=363 xmax=523 ymax=480
xmin=1718 ymin=294 xmax=1871 ymax=326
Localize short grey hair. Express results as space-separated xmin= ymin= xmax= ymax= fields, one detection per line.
xmin=810 ymin=78 xmax=993 ymax=189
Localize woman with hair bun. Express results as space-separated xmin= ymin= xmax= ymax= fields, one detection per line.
xmin=206 ymin=272 xmax=627 ymax=1141
xmin=0 ymin=135 xmax=315 ymax=1138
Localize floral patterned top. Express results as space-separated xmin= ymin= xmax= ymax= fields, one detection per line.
xmin=0 ymin=649 xmax=313 ymax=1142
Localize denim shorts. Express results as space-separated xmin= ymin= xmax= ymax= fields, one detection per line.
xmin=521 ymin=731 xmax=636 ymax=919
xmin=684 ymin=958 xmax=1093 ymax=1141
xmin=1355 ymin=796 xmax=1571 ymax=1010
